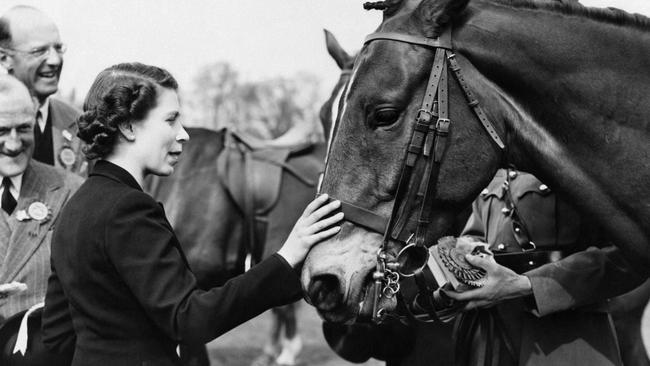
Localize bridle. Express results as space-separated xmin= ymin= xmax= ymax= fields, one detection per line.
xmin=319 ymin=26 xmax=505 ymax=323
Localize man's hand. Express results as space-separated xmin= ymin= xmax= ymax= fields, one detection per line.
xmin=443 ymin=253 xmax=532 ymax=310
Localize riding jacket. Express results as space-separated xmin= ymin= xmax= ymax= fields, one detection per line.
xmin=41 ymin=160 xmax=303 ymax=366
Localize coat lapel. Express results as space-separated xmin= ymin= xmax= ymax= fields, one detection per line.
xmin=1 ymin=163 xmax=65 ymax=283
xmin=0 ymin=211 xmax=10 ymax=257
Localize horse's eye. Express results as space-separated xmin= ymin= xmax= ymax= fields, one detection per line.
xmin=373 ymin=108 xmax=400 ymax=127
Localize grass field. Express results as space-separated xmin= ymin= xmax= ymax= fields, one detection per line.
xmin=207 ymin=301 xmax=384 ymax=366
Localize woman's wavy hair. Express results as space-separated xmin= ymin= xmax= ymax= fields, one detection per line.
xmin=77 ymin=62 xmax=178 ymax=159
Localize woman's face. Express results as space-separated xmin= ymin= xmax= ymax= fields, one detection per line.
xmin=132 ymin=87 xmax=189 ymax=176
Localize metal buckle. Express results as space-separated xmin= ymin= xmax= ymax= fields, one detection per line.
xmin=416 ymin=109 xmax=433 ymax=124
xmin=436 ymin=118 xmax=450 ymax=134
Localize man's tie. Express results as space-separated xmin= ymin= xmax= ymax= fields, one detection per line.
xmin=1 ymin=177 xmax=17 ymax=214
xmin=33 ymin=110 xmax=43 ymax=152
xmin=32 ymin=109 xmax=55 ymax=165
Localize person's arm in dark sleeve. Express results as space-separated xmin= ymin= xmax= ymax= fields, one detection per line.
xmin=526 ymin=245 xmax=647 ymax=316
xmin=41 ymin=263 xmax=76 ymax=356
xmin=105 ymin=192 xmax=302 ymax=345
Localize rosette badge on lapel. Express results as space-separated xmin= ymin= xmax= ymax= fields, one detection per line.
xmin=15 ymin=200 xmax=52 ymax=223
xmin=59 ymin=130 xmax=77 ymax=169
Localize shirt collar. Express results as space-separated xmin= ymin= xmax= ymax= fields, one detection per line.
xmin=1 ymin=173 xmax=23 ymax=200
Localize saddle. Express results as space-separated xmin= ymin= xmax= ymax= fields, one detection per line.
xmin=216 ymin=129 xmax=324 ymax=263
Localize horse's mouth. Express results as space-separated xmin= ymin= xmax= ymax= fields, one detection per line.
xmin=315 ymin=272 xmax=398 ymax=324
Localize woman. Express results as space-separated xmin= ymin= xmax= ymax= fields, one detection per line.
xmin=41 ymin=62 xmax=343 ymax=366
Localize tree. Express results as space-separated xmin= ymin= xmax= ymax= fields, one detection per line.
xmin=183 ymin=61 xmax=324 ymax=143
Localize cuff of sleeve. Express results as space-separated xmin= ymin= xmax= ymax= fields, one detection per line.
xmin=271 ymin=253 xmax=301 ymax=277
xmin=263 ymin=253 xmax=303 ymax=301
xmin=527 ymin=274 xmax=575 ymax=317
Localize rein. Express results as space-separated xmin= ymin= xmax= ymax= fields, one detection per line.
xmin=321 ymin=26 xmax=505 ymax=323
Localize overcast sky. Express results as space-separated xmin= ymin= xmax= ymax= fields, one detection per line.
xmin=2 ymin=0 xmax=649 ymax=100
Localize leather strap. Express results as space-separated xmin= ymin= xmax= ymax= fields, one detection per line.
xmin=365 ymin=31 xmax=452 ymax=50
xmin=339 ymin=201 xmax=388 ymax=234
xmin=447 ymin=54 xmax=505 ymax=149
xmin=243 ymin=149 xmax=258 ymax=263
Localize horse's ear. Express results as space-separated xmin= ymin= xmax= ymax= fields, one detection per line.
xmin=324 ymin=29 xmax=353 ymax=71
xmin=413 ymin=0 xmax=470 ymax=37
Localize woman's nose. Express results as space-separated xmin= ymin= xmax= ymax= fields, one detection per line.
xmin=176 ymin=124 xmax=190 ymax=144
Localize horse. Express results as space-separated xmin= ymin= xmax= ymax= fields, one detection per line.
xmin=146 ymin=126 xmax=325 ymax=366
xmin=318 ymin=29 xmax=457 ymax=366
xmin=302 ymin=0 xmax=649 ymax=334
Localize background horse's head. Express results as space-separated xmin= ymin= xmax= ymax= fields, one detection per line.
xmin=146 ymin=128 xmax=247 ymax=288
xmin=303 ymin=0 xmax=650 ymax=323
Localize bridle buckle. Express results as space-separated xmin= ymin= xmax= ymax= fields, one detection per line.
xmin=416 ymin=109 xmax=434 ymax=124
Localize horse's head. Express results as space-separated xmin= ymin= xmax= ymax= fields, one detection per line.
xmin=303 ymin=0 xmax=510 ymax=323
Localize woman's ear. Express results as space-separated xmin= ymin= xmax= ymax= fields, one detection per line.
xmin=118 ymin=122 xmax=136 ymax=141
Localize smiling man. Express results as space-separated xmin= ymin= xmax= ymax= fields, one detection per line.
xmin=0 ymin=6 xmax=87 ymax=176
xmin=0 ymin=74 xmax=82 ymax=325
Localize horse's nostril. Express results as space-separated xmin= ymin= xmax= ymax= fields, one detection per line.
xmin=308 ymin=274 xmax=343 ymax=312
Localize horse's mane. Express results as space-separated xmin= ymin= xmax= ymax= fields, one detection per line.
xmin=490 ymin=0 xmax=650 ymax=31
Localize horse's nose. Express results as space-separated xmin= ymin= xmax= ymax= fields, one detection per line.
xmin=307 ymin=274 xmax=343 ymax=311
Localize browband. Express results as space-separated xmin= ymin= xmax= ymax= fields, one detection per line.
xmin=364 ymin=31 xmax=452 ymax=50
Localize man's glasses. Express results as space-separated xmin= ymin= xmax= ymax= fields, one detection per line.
xmin=2 ymin=43 xmax=67 ymax=59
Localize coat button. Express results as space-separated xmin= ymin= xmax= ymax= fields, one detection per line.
xmin=528 ymin=260 xmax=535 ymax=266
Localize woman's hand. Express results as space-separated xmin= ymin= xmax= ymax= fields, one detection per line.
xmin=443 ymin=253 xmax=533 ymax=310
xmin=277 ymin=194 xmax=343 ymax=267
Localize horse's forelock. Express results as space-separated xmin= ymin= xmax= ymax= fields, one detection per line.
xmin=412 ymin=0 xmax=470 ymax=38
xmin=364 ymin=0 xmax=407 ymax=16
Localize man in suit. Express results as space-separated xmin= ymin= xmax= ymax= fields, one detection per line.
xmin=0 ymin=5 xmax=87 ymax=176
xmin=0 ymin=73 xmax=82 ymax=322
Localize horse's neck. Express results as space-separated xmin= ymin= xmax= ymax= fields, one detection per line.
xmin=455 ymin=2 xmax=650 ymax=262
xmin=457 ymin=2 xmax=650 ymax=177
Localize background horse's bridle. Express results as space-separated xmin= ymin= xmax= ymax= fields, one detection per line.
xmin=320 ymin=26 xmax=505 ymax=323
